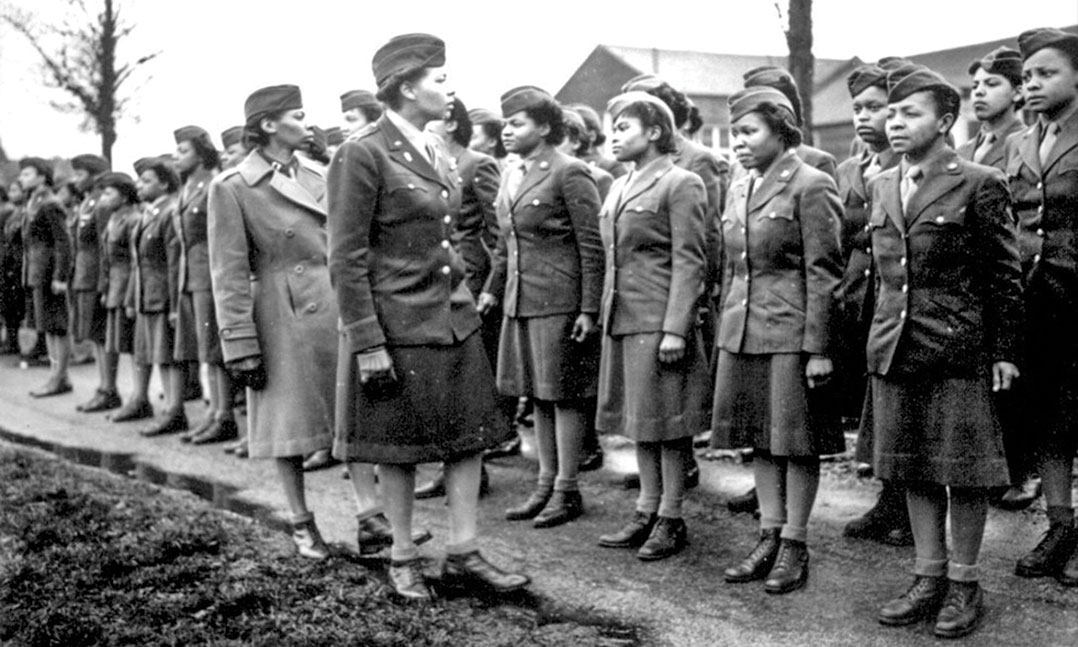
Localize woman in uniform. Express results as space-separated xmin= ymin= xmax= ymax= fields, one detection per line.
xmin=1008 ymin=28 xmax=1078 ymax=588
xmin=594 ymin=91 xmax=708 ymax=561
xmin=869 ymin=67 xmax=1022 ymax=639
xmin=478 ymin=85 xmax=603 ymax=530
xmin=329 ymin=35 xmax=528 ymax=601
xmin=710 ymin=87 xmax=844 ymax=595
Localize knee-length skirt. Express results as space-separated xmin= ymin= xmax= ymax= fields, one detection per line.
xmin=710 ymin=351 xmax=844 ymax=457
xmin=134 ymin=312 xmax=173 ymax=365
xmin=496 ymin=313 xmax=599 ymax=401
xmin=334 ymin=331 xmax=510 ymax=465
xmin=597 ymin=329 xmax=711 ymax=443
xmin=69 ymin=290 xmax=106 ymax=343
xmin=104 ymin=307 xmax=134 ymax=354
xmin=172 ymin=292 xmax=199 ymax=363
xmin=30 ymin=285 xmax=67 ymax=336
xmin=869 ymin=373 xmax=1008 ymax=488
xmin=189 ymin=289 xmax=223 ymax=364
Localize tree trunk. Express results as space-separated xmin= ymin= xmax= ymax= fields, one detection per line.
xmin=786 ymin=0 xmax=814 ymax=144
xmin=98 ymin=0 xmax=118 ymax=162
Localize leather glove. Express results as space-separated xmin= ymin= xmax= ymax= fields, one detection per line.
xmin=226 ymin=355 xmax=267 ymax=391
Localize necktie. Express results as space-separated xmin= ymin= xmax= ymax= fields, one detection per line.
xmin=972 ymin=132 xmax=995 ymax=165
xmin=424 ymin=140 xmax=437 ymax=165
xmin=507 ymin=162 xmax=527 ymax=200
xmin=863 ymin=154 xmax=882 ymax=182
xmin=1039 ymin=122 xmax=1059 ymax=168
xmin=901 ymin=165 xmax=920 ymax=216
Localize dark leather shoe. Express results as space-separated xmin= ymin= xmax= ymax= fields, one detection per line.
xmin=844 ymin=484 xmax=911 ymax=544
xmin=727 ymin=487 xmax=759 ymax=514
xmin=995 ymin=478 xmax=1042 ymax=511
xmin=389 ymin=558 xmax=433 ymax=601
xmin=1016 ymin=522 xmax=1077 ymax=578
xmin=78 ymin=389 xmax=122 ymax=413
xmin=505 ymin=487 xmax=552 ymax=521
xmin=638 ymin=516 xmax=688 ymax=561
xmin=764 ymin=539 xmax=809 ymax=594
xmin=301 ymin=448 xmax=339 ymax=471
xmin=291 ymin=518 xmax=330 ymax=561
xmin=484 ymin=435 xmax=521 ymax=460
xmin=599 ymin=511 xmax=658 ymax=548
xmin=934 ymin=581 xmax=984 ymax=639
xmin=190 ymin=418 xmax=239 ymax=445
xmin=443 ymin=551 xmax=529 ymax=593
xmin=139 ymin=409 xmax=189 ymax=437
xmin=356 ymin=513 xmax=432 ymax=556
xmin=109 ymin=399 xmax=153 ymax=422
xmin=233 ymin=442 xmax=249 ymax=458
xmin=180 ymin=415 xmax=214 ymax=442
xmin=1057 ymin=545 xmax=1078 ymax=586
xmin=878 ymin=575 xmax=947 ymax=626
xmin=725 ymin=527 xmax=781 ymax=583
xmin=534 ymin=490 xmax=583 ymax=528
xmin=579 ymin=446 xmax=604 ymax=472
xmin=415 ymin=472 xmax=446 ymax=499
xmin=30 ymin=379 xmax=72 ymax=398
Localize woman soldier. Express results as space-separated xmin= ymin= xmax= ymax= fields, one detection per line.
xmin=329 ymin=35 xmax=528 ymax=601
xmin=478 ymin=85 xmax=603 ymax=529
xmin=112 ymin=159 xmax=184 ymax=426
xmin=595 ymin=91 xmax=709 ymax=560
xmin=20 ymin=157 xmax=73 ymax=397
xmin=0 ymin=183 xmax=25 ymax=355
xmin=155 ymin=126 xmax=235 ymax=443
xmin=834 ymin=65 xmax=912 ymax=547
xmin=711 ymin=87 xmax=844 ymax=595
xmin=868 ymin=67 xmax=1022 ymax=638
xmin=220 ymin=126 xmax=249 ymax=172
xmin=1008 ymin=28 xmax=1078 ymax=587
xmin=569 ymin=103 xmax=627 ymax=179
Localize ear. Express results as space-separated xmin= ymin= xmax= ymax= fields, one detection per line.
xmin=647 ymin=124 xmax=663 ymax=143
xmin=260 ymin=116 xmax=279 ymax=136
xmin=538 ymin=122 xmax=551 ymax=139
xmin=399 ymin=81 xmax=418 ymax=102
xmin=938 ymin=112 xmax=956 ymax=135
xmin=445 ymin=119 xmax=459 ymax=135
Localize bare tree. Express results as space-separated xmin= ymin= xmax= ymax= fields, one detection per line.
xmin=777 ymin=0 xmax=815 ymax=143
xmin=1 ymin=0 xmax=159 ymax=161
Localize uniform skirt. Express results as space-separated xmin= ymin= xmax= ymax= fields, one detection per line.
xmin=190 ymin=289 xmax=223 ymax=364
xmin=134 ymin=312 xmax=173 ymax=365
xmin=496 ymin=313 xmax=599 ymax=401
xmin=104 ymin=307 xmax=134 ymax=354
xmin=69 ymin=290 xmax=106 ymax=343
xmin=869 ymin=374 xmax=1009 ymax=487
xmin=334 ymin=331 xmax=510 ymax=465
xmin=173 ymin=292 xmax=199 ymax=363
xmin=30 ymin=285 xmax=67 ymax=335
xmin=1024 ymin=283 xmax=1078 ymax=457
xmin=710 ymin=351 xmax=843 ymax=457
xmin=597 ymin=329 xmax=711 ymax=443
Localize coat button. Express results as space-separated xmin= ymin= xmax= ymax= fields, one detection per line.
xmin=900 ymin=309 xmax=907 ymax=319
xmin=865 ymin=247 xmax=871 ymax=254
xmin=441 ymin=240 xmax=450 ymax=249
xmin=864 ymin=268 xmax=871 ymax=277
xmin=864 ymin=224 xmax=870 ymax=232
xmin=740 ymin=251 xmax=747 ymax=260
xmin=902 ymin=284 xmax=908 ymax=293
xmin=443 ymin=215 xmax=452 ymax=224
xmin=768 ymin=212 xmax=776 ymax=219
xmin=407 ymin=183 xmax=416 ymax=190
xmin=741 ymin=299 xmax=748 ymax=306
xmin=1037 ymin=182 xmax=1044 ymax=190
xmin=935 ymin=216 xmax=945 ymax=224
xmin=285 ymin=229 xmax=295 ymax=237
xmin=1034 ymin=254 xmax=1041 ymax=263
xmin=1037 ymin=228 xmax=1045 ymax=236
xmin=441 ymin=265 xmax=451 ymax=275
xmin=306 ymin=303 xmax=317 ymax=313
xmin=532 ymin=199 xmax=540 ymax=206
xmin=441 ymin=189 xmax=449 ymax=199
xmin=295 ymin=265 xmax=304 ymax=274
xmin=900 ymin=257 xmax=907 ymax=267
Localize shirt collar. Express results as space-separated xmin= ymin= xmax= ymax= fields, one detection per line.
xmin=386 ymin=109 xmax=431 ymax=156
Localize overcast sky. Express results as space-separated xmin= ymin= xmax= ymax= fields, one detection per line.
xmin=0 ymin=0 xmax=1074 ymax=171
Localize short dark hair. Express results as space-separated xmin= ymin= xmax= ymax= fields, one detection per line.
xmin=479 ymin=120 xmax=507 ymax=158
xmin=145 ymin=161 xmax=180 ymax=193
xmin=923 ymin=87 xmax=962 ymax=134
xmin=243 ymin=109 xmax=287 ymax=149
xmin=755 ymin=102 xmax=803 ymax=149
xmin=523 ymin=98 xmax=566 ymax=145
xmin=616 ymin=102 xmax=678 ymax=155
xmin=99 ymin=178 xmax=139 ymax=205
xmin=375 ymin=66 xmax=429 ymax=111
xmin=644 ymin=83 xmax=691 ymax=129
xmin=358 ymin=102 xmax=383 ymax=124
xmin=19 ymin=157 xmax=55 ymax=187
xmin=185 ymin=132 xmax=221 ymax=172
xmin=684 ymin=104 xmax=704 ymax=136
xmin=446 ymin=98 xmax=472 ymax=148
xmin=0 ymin=185 xmax=9 ymax=203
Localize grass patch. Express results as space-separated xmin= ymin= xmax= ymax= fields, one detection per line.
xmin=0 ymin=448 xmax=640 ymax=647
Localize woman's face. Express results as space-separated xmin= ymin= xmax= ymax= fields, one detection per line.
xmin=501 ymin=111 xmax=547 ymax=157
xmin=8 ymin=181 xmax=24 ymax=203
xmin=469 ymin=125 xmax=496 ymax=155
xmin=137 ymin=169 xmax=166 ymax=202
xmin=98 ymin=186 xmax=125 ymax=210
xmin=267 ymin=109 xmax=312 ymax=150
xmin=221 ymin=143 xmax=248 ymax=170
xmin=851 ymin=86 xmax=889 ymax=148
xmin=406 ymin=67 xmax=452 ymax=123
xmin=17 ymin=167 xmax=44 ymax=192
xmin=1022 ymin=47 xmax=1078 ymax=118
xmin=730 ymin=112 xmax=784 ymax=171
xmin=174 ymin=140 xmax=199 ymax=174
xmin=971 ymin=68 xmax=1021 ymax=122
xmin=609 ymin=114 xmax=655 ymax=163
xmin=886 ymin=91 xmax=952 ymax=158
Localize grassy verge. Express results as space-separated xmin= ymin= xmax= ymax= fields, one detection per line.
xmin=0 ymin=446 xmax=640 ymax=647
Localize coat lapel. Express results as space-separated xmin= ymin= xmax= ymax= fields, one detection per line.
xmin=1016 ymin=125 xmax=1042 ymax=176
xmin=379 ymin=116 xmax=450 ymax=191
xmin=238 ymin=151 xmax=327 ymax=218
xmin=875 ymin=167 xmax=905 ymax=232
xmin=747 ymin=152 xmax=799 ymax=215
xmin=1043 ymin=109 xmax=1078 ymax=175
xmin=616 ymin=157 xmax=672 ymax=218
xmin=728 ymin=174 xmax=751 ymax=226
xmin=510 ymin=146 xmax=554 ymax=211
xmin=906 ymin=150 xmax=965 ymax=225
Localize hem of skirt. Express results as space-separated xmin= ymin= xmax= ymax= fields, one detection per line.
xmin=876 ymin=454 xmax=1010 ymax=488
xmin=597 ymin=412 xmax=702 ymax=442
xmin=333 ymin=438 xmax=501 ymax=465
xmin=248 ymin=436 xmax=331 ymax=460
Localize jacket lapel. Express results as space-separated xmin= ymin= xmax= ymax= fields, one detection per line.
xmin=747 ymin=152 xmax=799 ymax=215
xmin=906 ymin=150 xmax=965 ymax=225
xmin=379 ymin=116 xmax=450 ymax=191
xmin=728 ymin=174 xmax=751 ymax=226
xmin=875 ymin=167 xmax=905 ymax=232
xmin=1043 ymin=109 xmax=1078 ymax=174
xmin=510 ymin=146 xmax=554 ymax=211
xmin=1016 ymin=125 xmax=1042 ymax=176
xmin=238 ymin=151 xmax=327 ymax=218
xmin=616 ymin=157 xmax=672 ymax=218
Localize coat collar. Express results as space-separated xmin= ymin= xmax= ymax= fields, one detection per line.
xmin=1042 ymin=107 xmax=1078 ymax=174
xmin=615 ymin=155 xmax=673 ymax=217
xmin=237 ymin=150 xmax=326 ymax=217
xmin=904 ymin=148 xmax=965 ymax=226
xmin=849 ymin=147 xmax=898 ymax=202
xmin=509 ymin=145 xmax=556 ymax=210
xmin=747 ymin=150 xmax=801 ymax=214
xmin=377 ymin=115 xmax=453 ymax=191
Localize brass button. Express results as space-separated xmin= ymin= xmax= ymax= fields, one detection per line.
xmin=443 ymin=215 xmax=452 ymax=224
xmin=285 ymin=229 xmax=295 ymax=237
xmin=295 ymin=265 xmax=304 ymax=274
xmin=441 ymin=266 xmax=451 ymax=275
xmin=441 ymin=240 xmax=450 ymax=249
xmin=1037 ymin=228 xmax=1045 ymax=236
xmin=900 ymin=309 xmax=907 ymax=319
xmin=900 ymin=257 xmax=907 ymax=267
xmin=441 ymin=190 xmax=449 ymax=199
xmin=306 ymin=303 xmax=317 ymax=313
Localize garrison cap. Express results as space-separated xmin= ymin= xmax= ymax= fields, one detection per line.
xmin=340 ymin=89 xmax=379 ymax=112
xmin=244 ymin=85 xmax=302 ymax=123
xmin=742 ymin=65 xmax=803 ymax=123
xmin=1018 ymin=27 xmax=1078 ymax=61
xmin=728 ymin=87 xmax=796 ymax=123
xmin=133 ymin=157 xmax=156 ymax=176
xmin=174 ymin=125 xmax=209 ymax=145
xmin=221 ymin=126 xmax=244 ymax=148
xmin=561 ymin=107 xmax=588 ymax=137
xmin=969 ymin=47 xmax=1024 ymax=86
xmin=621 ymin=73 xmax=665 ymax=94
xmin=877 ymin=56 xmax=913 ymax=71
xmin=70 ymin=154 xmax=110 ymax=175
xmin=467 ymin=107 xmax=501 ymax=125
xmin=325 ymin=127 xmax=344 ymax=147
xmin=846 ymin=64 xmax=889 ymax=98
xmin=886 ymin=65 xmax=959 ymax=106
xmin=372 ymin=33 xmax=446 ymax=87
xmin=18 ymin=157 xmax=54 ymax=185
xmin=96 ymin=171 xmax=138 ymax=203
xmin=606 ymin=91 xmax=676 ymax=133
xmin=500 ymin=86 xmax=554 ymax=117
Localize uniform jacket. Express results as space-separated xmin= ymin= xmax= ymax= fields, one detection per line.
xmin=484 ymin=144 xmax=604 ymax=319
xmin=599 ymin=156 xmax=707 ymax=337
xmin=208 ymin=150 xmax=340 ymax=439
xmin=717 ymin=151 xmax=843 ymax=356
xmin=452 ymin=147 xmax=500 ymax=298
xmin=21 ymin=186 xmax=71 ymax=289
xmin=957 ymin=118 xmax=1025 ymax=172
xmin=866 ymin=148 xmax=1023 ymax=377
xmin=126 ymin=194 xmax=181 ymax=314
xmin=0 ymin=205 xmax=20 ymax=281
xmin=583 ymin=151 xmax=627 ymax=179
xmin=328 ymin=115 xmax=477 ymax=353
xmin=174 ymin=167 xmax=215 ymax=293
xmin=674 ymin=135 xmax=727 ymax=291
xmin=1004 ymin=109 xmax=1078 ymax=278
xmin=69 ymin=190 xmax=111 ymax=293
xmin=101 ymin=204 xmax=138 ymax=309
xmin=834 ymin=147 xmax=899 ymax=325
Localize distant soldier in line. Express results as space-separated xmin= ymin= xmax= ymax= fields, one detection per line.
xmin=569 ymin=103 xmax=627 ymax=179
xmin=339 ymin=89 xmax=383 ymax=139
xmin=219 ymin=126 xmax=249 ymax=171
xmin=467 ymin=107 xmax=509 ymax=171
xmin=19 ymin=157 xmax=73 ymax=397
xmin=0 ymin=183 xmax=25 ymax=355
